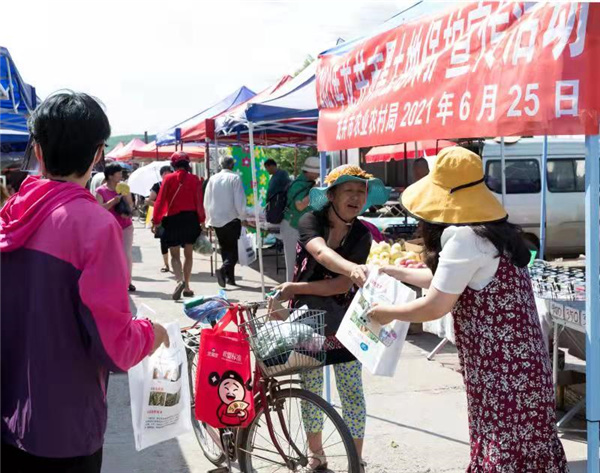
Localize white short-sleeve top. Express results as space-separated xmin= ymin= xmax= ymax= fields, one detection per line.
xmin=430 ymin=226 xmax=501 ymax=295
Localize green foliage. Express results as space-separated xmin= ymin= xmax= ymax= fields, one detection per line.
xmin=263 ymin=147 xmax=318 ymax=177
xmin=106 ymin=134 xmax=155 ymax=153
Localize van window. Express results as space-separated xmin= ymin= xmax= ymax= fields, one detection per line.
xmin=547 ymin=159 xmax=585 ymax=193
xmin=485 ymin=159 xmax=541 ymax=194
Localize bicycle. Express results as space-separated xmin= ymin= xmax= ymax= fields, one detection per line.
xmin=181 ymin=299 xmax=361 ymax=473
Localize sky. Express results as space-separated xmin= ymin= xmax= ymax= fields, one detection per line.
xmin=3 ymin=0 xmax=448 ymax=136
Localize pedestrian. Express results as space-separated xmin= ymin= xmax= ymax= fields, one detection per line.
xmin=412 ymin=157 xmax=429 ymax=182
xmin=280 ymin=156 xmax=320 ymax=281
xmin=96 ymin=162 xmax=136 ymax=292
xmin=203 ymin=156 xmax=246 ymax=287
xmin=147 ymin=165 xmax=173 ymax=273
xmin=264 ymin=157 xmax=290 ymax=201
xmin=274 ymin=164 xmax=390 ymax=471
xmin=368 ymin=147 xmax=568 ymax=472
xmin=153 ymin=152 xmax=205 ymax=300
xmin=0 ymin=91 xmax=169 ymax=473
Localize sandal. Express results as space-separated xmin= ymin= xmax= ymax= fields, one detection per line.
xmin=172 ymin=281 xmax=185 ymax=301
xmin=183 ymin=289 xmax=194 ymax=298
xmin=160 ymin=267 xmax=170 ymax=273
xmin=128 ymin=284 xmax=136 ymax=292
xmin=309 ymin=454 xmax=328 ymax=472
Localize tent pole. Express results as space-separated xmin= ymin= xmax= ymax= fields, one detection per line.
xmin=319 ymin=151 xmax=327 ymax=183
xmin=414 ymin=141 xmax=418 ymax=159
xmin=539 ymin=136 xmax=548 ymax=259
xmin=585 ymin=134 xmax=600 ymax=473
xmin=404 ymin=142 xmax=408 ymax=226
xmin=500 ymin=137 xmax=507 ymax=206
xmin=294 ymin=147 xmax=298 ymax=177
xmin=248 ymin=123 xmax=265 ymax=298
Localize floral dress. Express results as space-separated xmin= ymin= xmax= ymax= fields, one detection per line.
xmin=452 ymin=256 xmax=568 ymax=472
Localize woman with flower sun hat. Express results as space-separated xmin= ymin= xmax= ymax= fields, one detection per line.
xmin=367 ymin=146 xmax=568 ymax=471
xmin=275 ymin=164 xmax=390 ymax=471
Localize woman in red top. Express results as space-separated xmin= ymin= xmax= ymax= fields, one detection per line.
xmin=153 ymin=152 xmax=205 ymax=300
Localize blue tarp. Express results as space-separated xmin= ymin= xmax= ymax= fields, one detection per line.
xmin=1 ymin=47 xmax=37 ymax=133
xmin=156 ymin=86 xmax=256 ymax=145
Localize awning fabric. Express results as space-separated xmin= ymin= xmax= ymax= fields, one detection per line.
xmin=365 ymin=140 xmax=456 ymax=163
xmin=110 ymin=138 xmax=148 ymax=161
xmin=130 ymin=141 xmax=205 ymax=160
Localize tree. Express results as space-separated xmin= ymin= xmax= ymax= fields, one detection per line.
xmin=264 ymin=146 xmax=318 ymax=177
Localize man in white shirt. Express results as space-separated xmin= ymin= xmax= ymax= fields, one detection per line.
xmin=204 ymin=156 xmax=247 ymax=287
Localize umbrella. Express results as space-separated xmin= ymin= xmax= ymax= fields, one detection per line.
xmin=365 ymin=139 xmax=456 ymax=163
xmin=127 ymin=161 xmax=171 ymax=197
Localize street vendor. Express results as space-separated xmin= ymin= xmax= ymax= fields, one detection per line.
xmin=275 ymin=164 xmax=390 ymax=471
xmin=367 ymin=147 xmax=568 ymax=471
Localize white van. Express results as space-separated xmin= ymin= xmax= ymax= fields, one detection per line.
xmin=481 ymin=136 xmax=586 ymax=256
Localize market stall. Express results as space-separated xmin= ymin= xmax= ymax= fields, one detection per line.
xmin=315 ymin=3 xmax=600 ymax=470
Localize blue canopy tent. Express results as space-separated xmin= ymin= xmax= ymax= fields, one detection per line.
xmin=1 ymin=47 xmax=38 ymax=164
xmin=1 ymin=47 xmax=36 ymax=132
xmin=156 ymin=86 xmax=256 ymax=145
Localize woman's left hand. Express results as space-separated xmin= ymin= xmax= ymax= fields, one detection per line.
xmin=367 ymin=304 xmax=398 ymax=326
xmin=274 ymin=282 xmax=296 ymax=301
xmin=349 ymin=264 xmax=369 ymax=288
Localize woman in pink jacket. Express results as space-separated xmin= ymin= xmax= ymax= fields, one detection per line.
xmin=0 ymin=91 xmax=169 ymax=473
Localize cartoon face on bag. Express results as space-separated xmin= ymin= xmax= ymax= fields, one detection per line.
xmin=209 ymin=370 xmax=251 ymax=426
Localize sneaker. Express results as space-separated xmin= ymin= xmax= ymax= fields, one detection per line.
xmin=216 ymin=268 xmax=226 ymax=288
xmin=172 ymin=281 xmax=185 ymax=301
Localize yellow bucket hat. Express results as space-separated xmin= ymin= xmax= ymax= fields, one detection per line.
xmin=401 ymin=146 xmax=508 ymax=225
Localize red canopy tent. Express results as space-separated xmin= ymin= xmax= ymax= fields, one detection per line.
xmin=130 ymin=141 xmax=205 ymax=160
xmin=104 ymin=141 xmax=125 ymax=160
xmin=365 ymin=140 xmax=456 ymax=163
xmin=112 ymin=138 xmax=147 ymax=161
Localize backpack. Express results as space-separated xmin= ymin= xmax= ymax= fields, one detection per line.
xmin=265 ymin=185 xmax=289 ymax=224
xmin=265 ymin=179 xmax=314 ymax=224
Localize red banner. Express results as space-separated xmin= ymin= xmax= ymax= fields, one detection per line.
xmin=316 ymin=3 xmax=600 ymax=151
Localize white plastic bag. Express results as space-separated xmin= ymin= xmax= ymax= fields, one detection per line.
xmin=128 ymin=321 xmax=192 ymax=450
xmin=337 ymin=269 xmax=415 ymax=377
xmin=238 ymin=227 xmax=257 ymax=266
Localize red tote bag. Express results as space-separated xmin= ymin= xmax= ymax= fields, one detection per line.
xmin=194 ymin=307 xmax=254 ymax=428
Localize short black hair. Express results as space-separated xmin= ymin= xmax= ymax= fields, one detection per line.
xmin=160 ymin=165 xmax=172 ymax=176
xmin=29 ymin=91 xmax=111 ymax=177
xmin=104 ymin=162 xmax=123 ymax=179
xmin=414 ymin=158 xmax=429 ymax=169
xmin=264 ymin=158 xmax=277 ymax=167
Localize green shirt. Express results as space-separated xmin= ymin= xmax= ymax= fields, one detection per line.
xmin=284 ymin=175 xmax=315 ymax=229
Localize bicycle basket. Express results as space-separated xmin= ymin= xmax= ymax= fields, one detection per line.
xmin=241 ymin=307 xmax=326 ymax=377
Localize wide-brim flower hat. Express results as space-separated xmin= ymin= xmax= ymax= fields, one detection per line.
xmin=309 ymin=164 xmax=390 ymax=214
xmin=401 ymin=146 xmax=508 ymax=225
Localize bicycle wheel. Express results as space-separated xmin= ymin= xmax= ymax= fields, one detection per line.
xmin=238 ymin=387 xmax=360 ymax=473
xmin=186 ymin=348 xmax=226 ymax=466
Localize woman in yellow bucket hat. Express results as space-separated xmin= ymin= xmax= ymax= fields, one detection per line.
xmin=368 ymin=146 xmax=568 ymax=472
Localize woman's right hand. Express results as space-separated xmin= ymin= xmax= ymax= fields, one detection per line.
xmin=150 ymin=323 xmax=170 ymax=355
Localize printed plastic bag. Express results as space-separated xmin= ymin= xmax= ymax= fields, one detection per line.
xmin=195 ymin=308 xmax=255 ymax=428
xmin=128 ymin=321 xmax=192 ymax=450
xmin=237 ymin=227 xmax=257 ymax=266
xmin=337 ymin=269 xmax=415 ymax=377
xmin=193 ymin=234 xmax=213 ymax=255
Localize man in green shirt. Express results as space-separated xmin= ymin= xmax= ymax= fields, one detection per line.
xmin=280 ymin=157 xmax=320 ymax=281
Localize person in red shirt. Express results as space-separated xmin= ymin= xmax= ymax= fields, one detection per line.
xmin=153 ymin=152 xmax=205 ymax=300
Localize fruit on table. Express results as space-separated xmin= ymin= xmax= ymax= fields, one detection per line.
xmin=367 ymin=240 xmax=426 ymax=268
